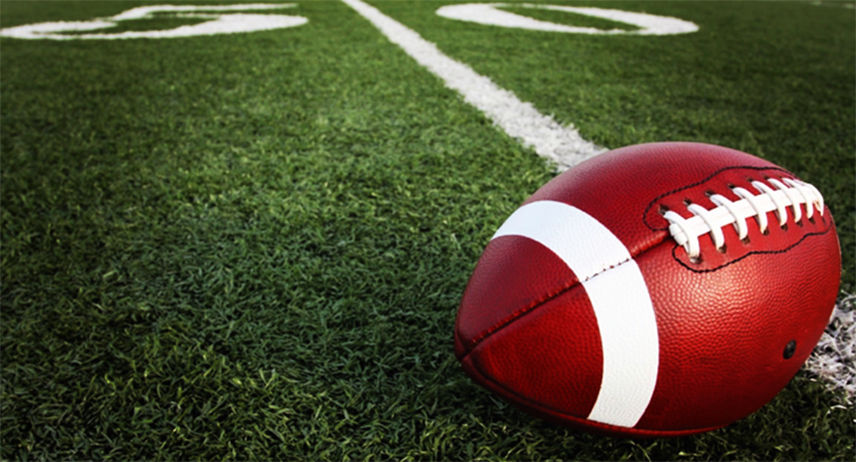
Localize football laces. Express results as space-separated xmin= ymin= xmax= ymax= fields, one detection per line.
xmin=663 ymin=177 xmax=824 ymax=261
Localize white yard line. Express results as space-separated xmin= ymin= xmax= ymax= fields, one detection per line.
xmin=339 ymin=0 xmax=605 ymax=170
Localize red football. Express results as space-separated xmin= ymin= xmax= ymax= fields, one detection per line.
xmin=455 ymin=142 xmax=841 ymax=437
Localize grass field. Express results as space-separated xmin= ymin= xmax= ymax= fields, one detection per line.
xmin=1 ymin=0 xmax=854 ymax=459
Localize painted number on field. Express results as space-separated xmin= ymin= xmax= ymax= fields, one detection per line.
xmin=0 ymin=4 xmax=307 ymax=40
xmin=436 ymin=3 xmax=699 ymax=35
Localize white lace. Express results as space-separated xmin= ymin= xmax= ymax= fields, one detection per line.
xmin=662 ymin=177 xmax=824 ymax=260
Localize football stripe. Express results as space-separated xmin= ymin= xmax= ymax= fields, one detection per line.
xmin=492 ymin=200 xmax=660 ymax=428
xmin=582 ymin=261 xmax=660 ymax=427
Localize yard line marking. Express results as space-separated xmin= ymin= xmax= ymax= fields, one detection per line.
xmin=339 ymin=0 xmax=605 ymax=170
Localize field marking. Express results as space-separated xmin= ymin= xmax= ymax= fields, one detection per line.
xmin=0 ymin=4 xmax=306 ymax=40
xmin=807 ymin=294 xmax=855 ymax=402
xmin=340 ymin=0 xmax=605 ymax=170
xmin=436 ymin=3 xmax=698 ymax=35
xmin=810 ymin=1 xmax=856 ymax=9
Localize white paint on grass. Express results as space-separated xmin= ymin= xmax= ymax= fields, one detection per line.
xmin=109 ymin=4 xmax=295 ymax=21
xmin=340 ymin=0 xmax=605 ymax=170
xmin=436 ymin=3 xmax=698 ymax=35
xmin=0 ymin=4 xmax=307 ymax=40
xmin=806 ymin=294 xmax=856 ymax=402
xmin=810 ymin=1 xmax=856 ymax=9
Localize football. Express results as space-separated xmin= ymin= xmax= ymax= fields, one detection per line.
xmin=455 ymin=142 xmax=841 ymax=437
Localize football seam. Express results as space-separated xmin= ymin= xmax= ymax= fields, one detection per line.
xmin=458 ymin=235 xmax=670 ymax=360
xmin=464 ymin=352 xmax=724 ymax=437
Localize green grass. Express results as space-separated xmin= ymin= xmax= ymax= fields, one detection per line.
xmin=1 ymin=0 xmax=854 ymax=459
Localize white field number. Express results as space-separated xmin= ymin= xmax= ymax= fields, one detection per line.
xmin=0 ymin=4 xmax=307 ymax=40
xmin=436 ymin=3 xmax=699 ymax=35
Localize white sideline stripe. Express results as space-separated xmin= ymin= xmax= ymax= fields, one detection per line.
xmin=493 ymin=200 xmax=659 ymax=428
xmin=339 ymin=0 xmax=605 ymax=170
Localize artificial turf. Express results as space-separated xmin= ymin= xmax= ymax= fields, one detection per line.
xmin=1 ymin=0 xmax=854 ymax=459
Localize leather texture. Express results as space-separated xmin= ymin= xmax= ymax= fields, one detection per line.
xmin=455 ymin=142 xmax=842 ymax=437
